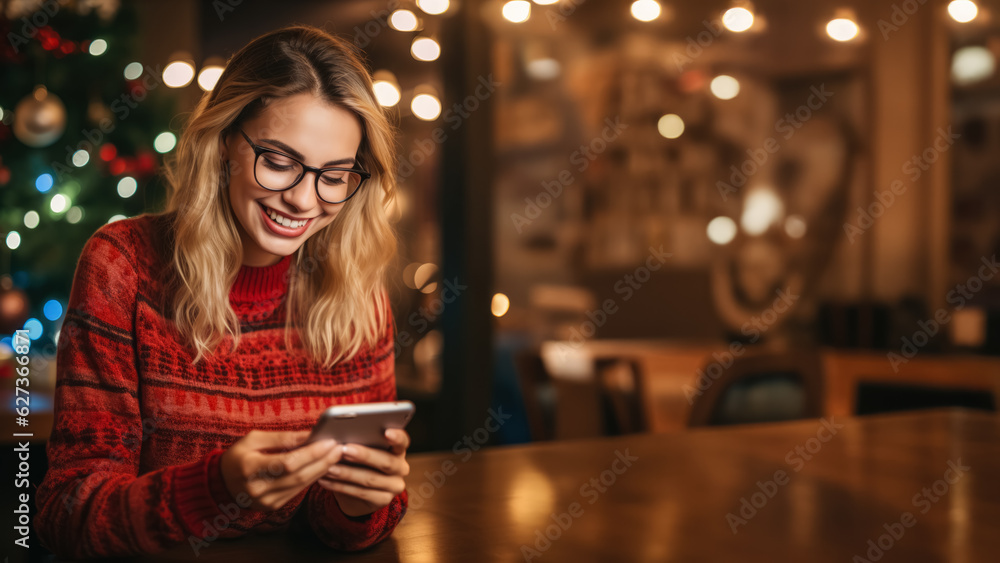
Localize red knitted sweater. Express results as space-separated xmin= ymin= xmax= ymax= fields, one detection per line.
xmin=34 ymin=211 xmax=407 ymax=558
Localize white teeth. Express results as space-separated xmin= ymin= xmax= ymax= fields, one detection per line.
xmin=264 ymin=205 xmax=307 ymax=229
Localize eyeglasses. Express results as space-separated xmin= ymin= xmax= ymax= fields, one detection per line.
xmin=238 ymin=129 xmax=371 ymax=204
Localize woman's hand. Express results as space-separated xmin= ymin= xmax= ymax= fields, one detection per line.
xmin=220 ymin=430 xmax=342 ymax=511
xmin=318 ymin=428 xmax=410 ymax=517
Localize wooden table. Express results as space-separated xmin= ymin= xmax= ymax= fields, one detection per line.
xmin=127 ymin=409 xmax=1000 ymax=562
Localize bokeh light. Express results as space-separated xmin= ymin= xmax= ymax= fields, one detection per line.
xmin=785 ymin=215 xmax=807 ymax=239
xmin=72 ymin=149 xmax=90 ymax=167
xmin=741 ymin=188 xmax=784 ymax=235
xmin=707 ymin=217 xmax=737 ymax=245
xmin=50 ymin=194 xmax=69 ymax=213
xmin=657 ymin=114 xmax=685 ymax=139
xmin=948 ymin=0 xmax=978 ymax=23
xmin=44 ymin=299 xmax=63 ymax=321
xmin=411 ymin=37 xmax=441 ymax=61
xmin=952 ymin=46 xmax=995 ymax=85
xmin=417 ymin=0 xmax=449 ymax=15
xmin=163 ymin=60 xmax=195 ymax=88
xmin=631 ymin=0 xmax=661 ymax=22
xmin=35 ymin=173 xmax=53 ymax=193
xmin=390 ymin=9 xmax=419 ymax=31
xmin=492 ymin=293 xmax=511 ymax=317
xmin=154 ymin=132 xmax=177 ymax=153
xmin=197 ymin=65 xmax=224 ymax=91
xmin=374 ymin=81 xmax=401 ymax=107
xmin=88 ymin=38 xmax=108 ymax=56
xmin=24 ymin=318 xmax=43 ymax=340
xmin=117 ymin=176 xmax=138 ymax=198
xmin=503 ymin=0 xmax=531 ymax=23
xmin=710 ymin=75 xmax=741 ymax=100
xmin=723 ymin=7 xmax=754 ymax=32
xmin=826 ymin=17 xmax=859 ymax=42
xmin=411 ymin=93 xmax=442 ymax=120
xmin=123 ymin=61 xmax=143 ymax=80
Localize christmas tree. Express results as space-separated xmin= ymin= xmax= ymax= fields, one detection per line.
xmin=1 ymin=0 xmax=175 ymax=353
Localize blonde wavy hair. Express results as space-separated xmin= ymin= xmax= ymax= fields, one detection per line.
xmin=161 ymin=25 xmax=398 ymax=368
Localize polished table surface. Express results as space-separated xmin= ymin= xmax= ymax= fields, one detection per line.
xmin=123 ymin=409 xmax=1000 ymax=562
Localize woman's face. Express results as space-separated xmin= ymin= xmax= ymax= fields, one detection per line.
xmin=224 ymin=92 xmax=363 ymax=267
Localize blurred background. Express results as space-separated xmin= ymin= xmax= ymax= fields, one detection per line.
xmin=2 ymin=0 xmax=1000 ymax=485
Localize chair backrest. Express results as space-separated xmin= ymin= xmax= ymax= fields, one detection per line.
xmin=551 ymin=377 xmax=606 ymax=440
xmin=595 ymin=357 xmax=649 ymax=435
xmin=687 ymin=348 xmax=825 ymax=428
xmin=514 ymin=349 xmax=554 ymax=441
xmin=515 ymin=349 xmax=650 ymax=440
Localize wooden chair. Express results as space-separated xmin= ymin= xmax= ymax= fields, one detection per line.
xmin=595 ymin=357 xmax=649 ymax=435
xmin=687 ymin=348 xmax=825 ymax=428
xmin=514 ymin=349 xmax=556 ymax=441
xmin=515 ymin=348 xmax=649 ymax=440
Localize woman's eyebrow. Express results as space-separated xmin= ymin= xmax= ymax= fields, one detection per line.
xmin=259 ymin=137 xmax=357 ymax=167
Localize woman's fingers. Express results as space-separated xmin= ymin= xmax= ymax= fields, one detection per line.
xmin=264 ymin=442 xmax=340 ymax=486
xmin=340 ymin=443 xmax=409 ymax=477
xmin=262 ymin=438 xmax=338 ymax=477
xmin=225 ymin=428 xmax=413 ymax=512
xmin=224 ymin=429 xmax=357 ymax=511
xmin=246 ymin=442 xmax=343 ymax=508
xmin=322 ymin=462 xmax=406 ymax=494
xmin=384 ymin=428 xmax=411 ymax=455
xmin=318 ymin=478 xmax=396 ymax=507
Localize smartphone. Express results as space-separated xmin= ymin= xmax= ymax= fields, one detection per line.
xmin=305 ymin=401 xmax=415 ymax=449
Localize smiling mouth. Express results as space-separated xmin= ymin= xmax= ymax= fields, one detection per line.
xmin=258 ymin=202 xmax=313 ymax=229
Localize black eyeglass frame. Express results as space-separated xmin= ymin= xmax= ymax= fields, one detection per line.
xmin=238 ymin=129 xmax=371 ymax=204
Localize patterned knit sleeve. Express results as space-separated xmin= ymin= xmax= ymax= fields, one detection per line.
xmin=295 ymin=294 xmax=409 ymax=551
xmin=34 ymin=223 xmax=244 ymax=558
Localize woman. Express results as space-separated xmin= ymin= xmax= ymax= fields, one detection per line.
xmin=35 ymin=25 xmax=409 ymax=558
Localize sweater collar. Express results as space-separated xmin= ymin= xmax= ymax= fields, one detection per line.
xmin=230 ymin=253 xmax=293 ymax=303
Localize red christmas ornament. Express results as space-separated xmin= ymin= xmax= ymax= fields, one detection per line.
xmin=127 ymin=81 xmax=147 ymax=98
xmin=100 ymin=144 xmax=117 ymax=161
xmin=39 ymin=26 xmax=60 ymax=50
xmin=136 ymin=152 xmax=156 ymax=175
